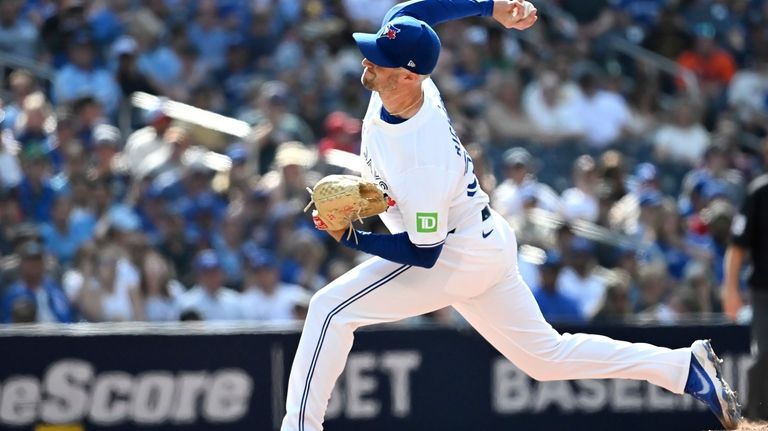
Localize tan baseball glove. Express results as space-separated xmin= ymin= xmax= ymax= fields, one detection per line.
xmin=304 ymin=175 xmax=392 ymax=232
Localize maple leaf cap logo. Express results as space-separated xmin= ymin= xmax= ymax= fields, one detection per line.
xmin=382 ymin=24 xmax=400 ymax=40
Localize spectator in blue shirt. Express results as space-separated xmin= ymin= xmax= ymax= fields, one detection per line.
xmin=212 ymin=212 xmax=246 ymax=289
xmin=87 ymin=3 xmax=123 ymax=47
xmin=246 ymin=11 xmax=279 ymax=68
xmin=135 ymin=183 xmax=166 ymax=246
xmin=136 ymin=33 xmax=182 ymax=90
xmin=16 ymin=144 xmax=56 ymax=222
xmin=650 ymin=201 xmax=690 ymax=280
xmin=1 ymin=242 xmax=73 ymax=323
xmin=0 ymin=0 xmax=40 ymax=59
xmin=39 ymin=195 xmax=95 ymax=267
xmin=214 ymin=36 xmax=255 ymax=112
xmin=533 ymin=251 xmax=585 ymax=323
xmin=187 ymin=3 xmax=232 ymax=70
xmin=185 ymin=190 xmax=226 ymax=248
xmin=53 ymin=33 xmax=120 ymax=116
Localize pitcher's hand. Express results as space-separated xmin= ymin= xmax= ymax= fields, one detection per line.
xmin=493 ymin=0 xmax=538 ymax=30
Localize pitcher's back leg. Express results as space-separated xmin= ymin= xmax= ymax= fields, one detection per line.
xmin=452 ymin=272 xmax=691 ymax=393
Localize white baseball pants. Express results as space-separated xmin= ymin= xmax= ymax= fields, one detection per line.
xmin=280 ymin=211 xmax=692 ymax=431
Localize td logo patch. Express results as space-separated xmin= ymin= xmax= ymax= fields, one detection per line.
xmin=416 ymin=212 xmax=438 ymax=233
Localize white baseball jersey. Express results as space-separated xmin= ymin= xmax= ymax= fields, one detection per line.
xmin=360 ymin=78 xmax=491 ymax=250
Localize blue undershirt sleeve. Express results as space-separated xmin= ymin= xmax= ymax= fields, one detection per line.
xmin=341 ymin=231 xmax=443 ymax=268
xmin=383 ymin=0 xmax=495 ymax=27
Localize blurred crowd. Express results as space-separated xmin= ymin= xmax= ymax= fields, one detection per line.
xmin=0 ymin=0 xmax=766 ymax=326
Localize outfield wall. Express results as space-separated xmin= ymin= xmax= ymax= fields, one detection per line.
xmin=0 ymin=322 xmax=751 ymax=431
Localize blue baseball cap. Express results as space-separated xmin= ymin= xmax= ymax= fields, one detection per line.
xmin=502 ymin=147 xmax=532 ymax=167
xmin=634 ymin=162 xmax=657 ymax=183
xmin=570 ymin=237 xmax=595 ymax=253
xmin=353 ymin=16 xmax=441 ymax=75
xmin=638 ymin=190 xmax=664 ymax=207
xmin=195 ymin=249 xmax=221 ymax=271
xmin=226 ymin=144 xmax=247 ymax=164
xmin=245 ymin=249 xmax=278 ymax=270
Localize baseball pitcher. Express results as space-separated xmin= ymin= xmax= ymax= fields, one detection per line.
xmin=281 ymin=1 xmax=741 ymax=430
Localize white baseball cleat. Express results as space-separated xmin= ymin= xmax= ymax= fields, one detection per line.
xmin=685 ymin=339 xmax=742 ymax=430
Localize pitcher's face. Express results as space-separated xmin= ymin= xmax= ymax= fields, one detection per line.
xmin=361 ymin=58 xmax=400 ymax=92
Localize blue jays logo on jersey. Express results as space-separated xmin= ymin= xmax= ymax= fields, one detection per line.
xmin=380 ymin=24 xmax=400 ymax=40
xmin=362 ymin=147 xmax=390 ymax=192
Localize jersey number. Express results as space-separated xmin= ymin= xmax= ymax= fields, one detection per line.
xmin=446 ymin=111 xmax=478 ymax=197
